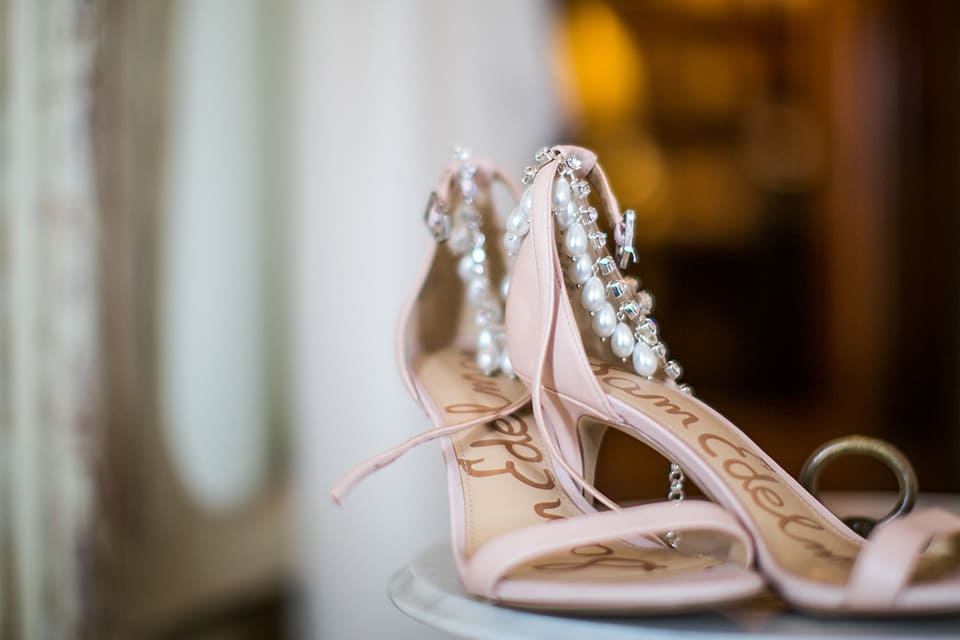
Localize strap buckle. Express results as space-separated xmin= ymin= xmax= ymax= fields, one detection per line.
xmin=423 ymin=191 xmax=450 ymax=243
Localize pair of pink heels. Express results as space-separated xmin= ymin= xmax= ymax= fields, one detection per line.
xmin=333 ymin=145 xmax=960 ymax=616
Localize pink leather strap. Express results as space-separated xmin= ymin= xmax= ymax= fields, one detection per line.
xmin=845 ymin=508 xmax=960 ymax=608
xmin=462 ymin=500 xmax=755 ymax=600
xmin=521 ymin=147 xmax=629 ymax=512
xmin=331 ymin=409 xmax=506 ymax=503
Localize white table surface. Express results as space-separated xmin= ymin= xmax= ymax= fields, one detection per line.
xmin=389 ymin=493 xmax=960 ymax=640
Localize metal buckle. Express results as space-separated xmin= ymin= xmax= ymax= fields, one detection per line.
xmin=616 ymin=209 xmax=637 ymax=269
xmin=799 ymin=435 xmax=918 ymax=537
xmin=423 ymin=191 xmax=450 ymax=243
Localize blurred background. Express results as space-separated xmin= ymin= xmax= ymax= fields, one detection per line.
xmin=1 ymin=0 xmax=957 ymax=638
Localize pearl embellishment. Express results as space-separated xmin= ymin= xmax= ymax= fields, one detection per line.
xmin=520 ymin=185 xmax=534 ymax=214
xmin=581 ymin=276 xmax=606 ymax=311
xmin=569 ymin=254 xmax=593 ymax=284
xmin=564 ymin=222 xmax=588 ymax=256
xmin=556 ymin=199 xmax=578 ymax=229
xmin=632 ymin=341 xmax=658 ymax=377
xmin=592 ymin=302 xmax=617 ymax=338
xmin=506 ymin=207 xmax=529 ymax=236
xmin=553 ymin=176 xmax=572 ymax=210
xmin=611 ymin=322 xmax=635 ymax=358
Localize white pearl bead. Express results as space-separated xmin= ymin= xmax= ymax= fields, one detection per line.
xmin=564 ymin=222 xmax=588 ymax=257
xmin=611 ymin=322 xmax=635 ymax=359
xmin=449 ymin=225 xmax=470 ymax=253
xmin=592 ymin=302 xmax=617 ymax=338
xmin=553 ymin=177 xmax=572 ymax=211
xmin=632 ymin=341 xmax=658 ymax=377
xmin=520 ymin=185 xmax=534 ymax=215
xmin=458 ymin=254 xmax=482 ymax=280
xmin=500 ymin=350 xmax=515 ymax=378
xmin=503 ymin=232 xmax=523 ymax=256
xmin=581 ymin=276 xmax=606 ymax=312
xmin=556 ymin=199 xmax=578 ymax=229
xmin=477 ymin=344 xmax=499 ymax=375
xmin=506 ymin=207 xmax=529 ymax=236
xmin=466 ymin=277 xmax=489 ymax=303
xmin=500 ymin=275 xmax=510 ymax=299
xmin=477 ymin=327 xmax=494 ymax=350
xmin=568 ymin=254 xmax=593 ymax=284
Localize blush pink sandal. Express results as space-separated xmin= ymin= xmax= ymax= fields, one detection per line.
xmin=332 ymin=150 xmax=764 ymax=613
xmin=505 ymin=144 xmax=960 ymax=615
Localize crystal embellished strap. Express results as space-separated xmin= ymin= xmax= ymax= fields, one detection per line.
xmin=424 ymin=148 xmax=517 ymax=377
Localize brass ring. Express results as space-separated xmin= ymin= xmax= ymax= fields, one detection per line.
xmin=799 ymin=435 xmax=918 ymax=533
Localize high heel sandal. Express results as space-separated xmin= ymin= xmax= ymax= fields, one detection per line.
xmin=332 ymin=149 xmax=764 ymax=612
xmin=504 ymin=144 xmax=960 ymax=615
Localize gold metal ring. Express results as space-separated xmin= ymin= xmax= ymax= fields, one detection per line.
xmin=799 ymin=435 xmax=918 ymax=536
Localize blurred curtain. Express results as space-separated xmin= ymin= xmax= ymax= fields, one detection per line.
xmin=2 ymin=0 xmax=101 ymax=636
xmin=289 ymin=1 xmax=558 ymax=638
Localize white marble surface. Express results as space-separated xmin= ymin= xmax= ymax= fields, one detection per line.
xmin=390 ymin=493 xmax=960 ymax=640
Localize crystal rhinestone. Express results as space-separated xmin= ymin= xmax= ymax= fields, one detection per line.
xmin=632 ymin=341 xmax=658 ymax=377
xmin=453 ymin=146 xmax=472 ymax=161
xmin=424 ymin=197 xmax=450 ymax=242
xmin=500 ymin=275 xmax=510 ymax=298
xmin=460 ymin=177 xmax=477 ymax=203
xmin=664 ymin=360 xmax=683 ymax=380
xmin=651 ymin=342 xmax=667 ymax=366
xmin=637 ymin=317 xmax=659 ymax=344
xmin=566 ymin=155 xmax=583 ymax=172
xmin=607 ymin=280 xmax=628 ymax=299
xmin=522 ymin=166 xmax=537 ymax=185
xmin=620 ymin=300 xmax=641 ymax=321
xmin=589 ymin=231 xmax=607 ymax=250
xmin=636 ymin=290 xmax=654 ymax=314
xmin=597 ymin=256 xmax=616 ymax=276
xmin=678 ymin=384 xmax=694 ymax=395
xmin=571 ymin=179 xmax=591 ymax=198
xmin=467 ymin=277 xmax=490 ymax=303
xmin=579 ymin=206 xmax=598 ymax=224
xmin=535 ymin=146 xmax=552 ymax=164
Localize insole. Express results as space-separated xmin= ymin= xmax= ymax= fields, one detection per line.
xmin=415 ymin=347 xmax=726 ymax=583
xmin=592 ymin=359 xmax=954 ymax=586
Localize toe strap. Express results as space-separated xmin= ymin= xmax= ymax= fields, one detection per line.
xmin=461 ymin=500 xmax=754 ymax=600
xmin=845 ymin=508 xmax=960 ymax=608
